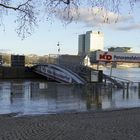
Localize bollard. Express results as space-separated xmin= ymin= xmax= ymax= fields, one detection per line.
xmin=126 ymin=82 xmax=129 ymax=98
xmin=138 ymin=83 xmax=140 ymax=98
xmin=126 ymin=82 xmax=129 ymax=90
xmin=122 ymin=82 xmax=125 ymax=90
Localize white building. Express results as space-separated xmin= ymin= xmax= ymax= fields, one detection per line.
xmin=78 ymin=31 xmax=104 ymax=56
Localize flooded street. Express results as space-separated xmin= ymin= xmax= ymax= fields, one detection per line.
xmin=0 ymin=77 xmax=140 ymax=115
xmin=0 ymin=67 xmax=140 ymax=115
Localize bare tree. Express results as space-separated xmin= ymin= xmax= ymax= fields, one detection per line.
xmin=0 ymin=0 xmax=37 ymax=38
xmin=0 ymin=0 xmax=139 ymax=38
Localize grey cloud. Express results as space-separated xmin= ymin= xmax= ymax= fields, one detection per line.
xmin=56 ymin=7 xmax=133 ymax=27
xmin=116 ymin=24 xmax=140 ymax=31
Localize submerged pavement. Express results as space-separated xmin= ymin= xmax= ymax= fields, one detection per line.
xmin=0 ymin=108 xmax=140 ymax=140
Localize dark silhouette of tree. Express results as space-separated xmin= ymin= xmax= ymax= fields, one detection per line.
xmin=0 ymin=0 xmax=37 ymax=38
xmin=0 ymin=0 xmax=138 ymax=38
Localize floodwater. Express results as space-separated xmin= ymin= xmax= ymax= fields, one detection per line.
xmin=0 ymin=68 xmax=140 ymax=115
xmin=103 ymin=67 xmax=140 ymax=82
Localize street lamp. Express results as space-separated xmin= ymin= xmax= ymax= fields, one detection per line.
xmin=57 ymin=42 xmax=60 ymax=64
xmin=57 ymin=42 xmax=60 ymax=54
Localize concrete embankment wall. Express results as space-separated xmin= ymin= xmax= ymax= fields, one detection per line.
xmin=0 ymin=66 xmax=42 ymax=79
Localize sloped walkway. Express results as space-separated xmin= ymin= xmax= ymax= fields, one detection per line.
xmin=103 ymin=74 xmax=124 ymax=88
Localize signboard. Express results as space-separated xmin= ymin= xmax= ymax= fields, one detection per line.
xmin=91 ymin=71 xmax=98 ymax=82
xmin=96 ymin=51 xmax=140 ymax=62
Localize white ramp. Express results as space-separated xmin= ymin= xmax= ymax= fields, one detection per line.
xmin=33 ymin=64 xmax=86 ymax=84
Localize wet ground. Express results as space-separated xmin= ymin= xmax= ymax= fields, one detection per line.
xmin=0 ymin=107 xmax=140 ymax=140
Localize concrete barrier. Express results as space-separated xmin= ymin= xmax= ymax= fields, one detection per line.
xmin=0 ymin=66 xmax=43 ymax=79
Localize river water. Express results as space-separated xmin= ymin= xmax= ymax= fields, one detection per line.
xmin=0 ymin=68 xmax=140 ymax=115
xmin=103 ymin=67 xmax=140 ymax=82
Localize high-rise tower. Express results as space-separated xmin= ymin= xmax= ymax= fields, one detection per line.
xmin=78 ymin=31 xmax=104 ymax=56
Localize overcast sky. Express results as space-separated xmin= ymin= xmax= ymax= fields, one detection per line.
xmin=0 ymin=1 xmax=140 ymax=55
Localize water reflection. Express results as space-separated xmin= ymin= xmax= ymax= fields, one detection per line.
xmin=0 ymin=80 xmax=140 ymax=115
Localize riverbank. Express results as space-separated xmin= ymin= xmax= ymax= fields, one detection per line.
xmin=0 ymin=108 xmax=140 ymax=140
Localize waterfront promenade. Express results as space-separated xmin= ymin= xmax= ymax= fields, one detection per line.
xmin=0 ymin=108 xmax=140 ymax=140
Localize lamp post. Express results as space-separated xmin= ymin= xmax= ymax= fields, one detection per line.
xmin=57 ymin=42 xmax=60 ymax=64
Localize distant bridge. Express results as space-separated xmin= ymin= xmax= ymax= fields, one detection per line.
xmin=32 ymin=64 xmax=86 ymax=84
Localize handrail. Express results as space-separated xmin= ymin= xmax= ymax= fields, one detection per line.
xmin=111 ymin=76 xmax=133 ymax=83
xmin=103 ymin=74 xmax=124 ymax=88
xmin=53 ymin=64 xmax=86 ymax=84
xmin=32 ymin=64 xmax=86 ymax=84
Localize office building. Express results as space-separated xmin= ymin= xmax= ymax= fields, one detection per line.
xmin=78 ymin=31 xmax=104 ymax=56
xmin=78 ymin=34 xmax=85 ymax=56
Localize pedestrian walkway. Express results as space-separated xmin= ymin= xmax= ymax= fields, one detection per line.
xmin=0 ymin=108 xmax=140 ymax=140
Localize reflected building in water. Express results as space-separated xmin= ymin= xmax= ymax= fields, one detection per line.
xmin=0 ymin=80 xmax=140 ymax=115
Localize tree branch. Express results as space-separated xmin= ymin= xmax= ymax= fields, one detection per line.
xmin=0 ymin=3 xmax=17 ymax=10
xmin=61 ymin=0 xmax=70 ymax=4
xmin=0 ymin=0 xmax=32 ymax=13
